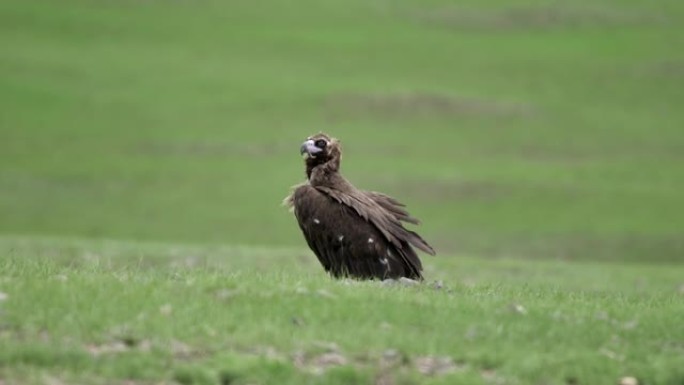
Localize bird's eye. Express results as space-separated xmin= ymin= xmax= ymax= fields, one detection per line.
xmin=315 ymin=139 xmax=327 ymax=148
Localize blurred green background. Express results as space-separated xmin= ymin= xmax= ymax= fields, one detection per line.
xmin=1 ymin=0 xmax=682 ymax=262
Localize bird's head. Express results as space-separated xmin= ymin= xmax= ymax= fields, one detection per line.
xmin=300 ymin=133 xmax=341 ymax=178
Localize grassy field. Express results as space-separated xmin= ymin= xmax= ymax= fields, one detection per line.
xmin=1 ymin=236 xmax=683 ymax=385
xmin=1 ymin=0 xmax=684 ymax=383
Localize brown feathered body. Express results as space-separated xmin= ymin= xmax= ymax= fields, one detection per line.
xmin=285 ymin=133 xmax=435 ymax=280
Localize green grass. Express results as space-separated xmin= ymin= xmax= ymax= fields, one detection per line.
xmin=1 ymin=236 xmax=683 ymax=385
xmin=1 ymin=0 xmax=683 ymax=262
xmin=1 ymin=0 xmax=684 ymax=383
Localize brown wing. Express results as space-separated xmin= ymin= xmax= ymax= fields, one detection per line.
xmin=290 ymin=184 xmax=423 ymax=279
xmin=317 ymin=186 xmax=435 ymax=256
xmin=365 ymin=191 xmax=420 ymax=225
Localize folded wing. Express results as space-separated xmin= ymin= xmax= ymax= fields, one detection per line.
xmin=288 ymin=183 xmax=433 ymax=280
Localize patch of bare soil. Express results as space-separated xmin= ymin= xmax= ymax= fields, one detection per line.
xmin=289 ymin=342 xmax=464 ymax=379
xmin=635 ymin=60 xmax=684 ymax=79
xmin=84 ymin=334 xmax=209 ymax=361
xmin=292 ymin=342 xmax=348 ymax=375
xmin=481 ymin=369 xmax=507 ymax=384
xmin=414 ymin=355 xmax=463 ymax=376
xmin=85 ymin=338 xmax=148 ymax=356
xmin=323 ymin=92 xmax=535 ymax=120
xmin=409 ymin=6 xmax=667 ymax=31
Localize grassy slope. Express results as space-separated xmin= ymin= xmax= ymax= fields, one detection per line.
xmin=1 ymin=0 xmax=683 ymax=261
xmin=1 ymin=236 xmax=683 ymax=385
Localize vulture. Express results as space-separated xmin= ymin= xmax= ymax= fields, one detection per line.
xmin=284 ymin=133 xmax=435 ymax=280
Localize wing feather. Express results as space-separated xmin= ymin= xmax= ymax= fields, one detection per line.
xmin=365 ymin=191 xmax=420 ymax=225
xmin=317 ymin=186 xmax=436 ymax=256
xmin=288 ymin=184 xmax=425 ymax=279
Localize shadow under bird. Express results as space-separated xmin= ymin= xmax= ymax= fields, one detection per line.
xmin=284 ymin=133 xmax=436 ymax=280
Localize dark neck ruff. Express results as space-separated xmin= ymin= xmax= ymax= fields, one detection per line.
xmin=305 ymin=156 xmax=340 ymax=181
xmin=305 ymin=162 xmax=316 ymax=180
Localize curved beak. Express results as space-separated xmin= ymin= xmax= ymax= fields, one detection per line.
xmin=300 ymin=139 xmax=322 ymax=157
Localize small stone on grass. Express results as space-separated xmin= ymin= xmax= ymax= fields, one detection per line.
xmin=619 ymin=376 xmax=638 ymax=385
